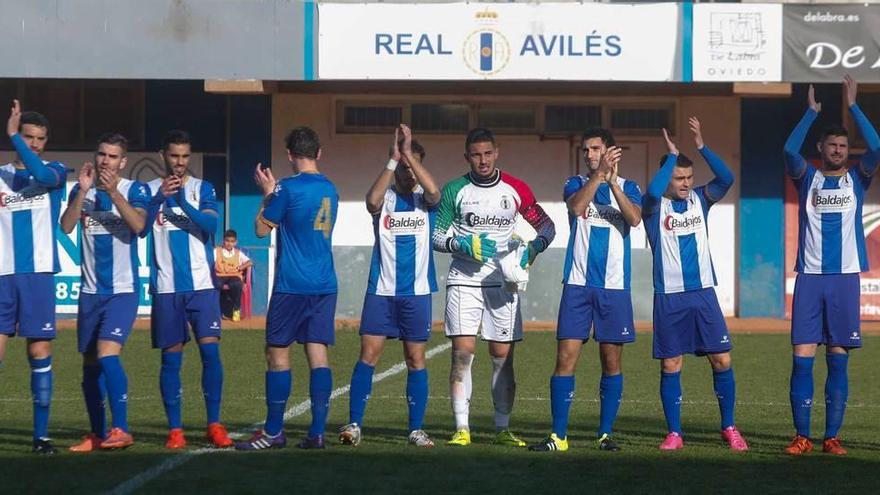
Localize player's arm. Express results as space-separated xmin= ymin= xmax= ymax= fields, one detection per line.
xmin=6 ymin=100 xmax=61 ymax=187
xmin=643 ymin=129 xmax=679 ymax=215
xmin=108 ymin=181 xmax=148 ymax=234
xmin=605 ymin=154 xmax=642 ymax=227
xmin=784 ymin=85 xmax=821 ymax=180
xmin=690 ymin=117 xmax=734 ymax=204
xmin=566 ymin=146 xmax=618 ymax=217
xmin=844 ymin=76 xmax=880 ymax=177
xmin=254 ymin=164 xmax=282 ymax=239
xmin=511 ymin=176 xmax=555 ymax=268
xmin=176 ymin=181 xmax=218 ymax=235
xmin=366 ymin=128 xmax=400 ymax=214
xmin=400 ymin=124 xmax=440 ymax=206
xmin=60 ymin=164 xmax=94 ymax=234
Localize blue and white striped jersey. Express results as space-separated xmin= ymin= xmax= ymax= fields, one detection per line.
xmin=367 ymin=186 xmax=438 ymax=296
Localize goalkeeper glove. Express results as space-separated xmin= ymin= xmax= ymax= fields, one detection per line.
xmin=454 ymin=233 xmax=496 ymax=263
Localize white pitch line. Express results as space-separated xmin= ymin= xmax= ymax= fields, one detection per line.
xmin=105 ymin=341 xmax=452 ymax=495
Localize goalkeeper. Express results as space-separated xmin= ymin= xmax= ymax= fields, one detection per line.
xmin=432 ymin=128 xmax=555 ymax=447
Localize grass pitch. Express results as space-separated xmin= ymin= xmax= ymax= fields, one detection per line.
xmin=1 ymin=327 xmax=879 ymax=494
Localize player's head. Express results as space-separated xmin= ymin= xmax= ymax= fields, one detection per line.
xmin=95 ymin=133 xmax=128 ymax=175
xmin=662 ymin=153 xmax=694 ymax=200
xmin=18 ymin=111 xmax=50 ymax=157
xmin=395 ymin=139 xmax=426 ymax=191
xmin=160 ymin=129 xmax=192 ymax=178
xmin=223 ymin=229 xmax=238 ymax=250
xmin=285 ymin=127 xmax=322 ymax=164
xmin=817 ymin=125 xmax=849 ymax=170
xmin=582 ymin=127 xmax=616 ymax=171
xmin=464 ymin=127 xmax=498 ymax=178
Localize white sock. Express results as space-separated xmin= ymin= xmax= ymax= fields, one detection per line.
xmin=450 ymin=350 xmax=474 ymax=431
xmin=491 ymin=355 xmax=516 ymax=431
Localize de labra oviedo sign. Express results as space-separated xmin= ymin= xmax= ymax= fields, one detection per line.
xmin=318 ymin=3 xmax=679 ymax=81
xmin=784 ymin=5 xmax=880 ymax=82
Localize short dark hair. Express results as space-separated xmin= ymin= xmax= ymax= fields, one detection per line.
xmin=465 ymin=128 xmax=496 ymax=150
xmin=285 ymin=127 xmax=321 ymax=159
xmin=19 ymin=111 xmax=50 ymax=135
xmin=581 ymin=127 xmax=616 ymax=147
xmin=659 ymin=153 xmax=693 ymax=168
xmin=398 ymin=137 xmax=426 ymax=161
xmin=819 ymin=125 xmax=848 ymax=143
xmin=98 ymin=133 xmax=129 ymax=154
xmin=162 ymin=129 xmax=191 ymax=150
xmin=224 ymin=229 xmax=237 ymax=239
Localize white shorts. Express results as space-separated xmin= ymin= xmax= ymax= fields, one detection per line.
xmin=444 ymin=285 xmax=523 ymax=342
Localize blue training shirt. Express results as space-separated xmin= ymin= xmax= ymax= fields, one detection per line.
xmin=261 ymin=172 xmax=339 ymax=295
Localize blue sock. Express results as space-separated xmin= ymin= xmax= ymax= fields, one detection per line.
xmin=81 ymin=364 xmax=106 ymax=438
xmin=265 ymin=370 xmax=291 ymax=436
xmin=713 ymin=368 xmax=736 ymax=429
xmin=824 ymin=353 xmax=849 ymax=439
xmin=29 ymin=356 xmax=53 ymax=440
xmin=198 ymin=343 xmax=224 ymax=425
xmin=550 ymin=375 xmax=575 ymax=438
xmin=349 ymin=361 xmax=374 ymax=426
xmin=160 ymin=351 xmax=183 ymax=429
xmin=309 ymin=367 xmax=332 ymax=437
xmin=790 ymin=355 xmax=814 ymax=438
xmin=598 ymin=374 xmax=623 ymax=437
xmin=660 ymin=371 xmax=682 ymax=435
xmin=100 ymin=355 xmax=129 ymax=432
xmin=406 ymin=368 xmax=429 ymax=432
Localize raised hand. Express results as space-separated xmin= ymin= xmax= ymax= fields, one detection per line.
xmin=6 ymin=99 xmax=21 ymax=137
xmin=389 ymin=127 xmax=401 ymax=162
xmin=97 ymin=166 xmax=119 ymax=192
xmin=78 ymin=162 xmax=95 ymax=191
xmin=844 ymin=74 xmax=858 ymax=107
xmin=808 ymin=84 xmax=822 ymax=113
xmin=688 ymin=116 xmax=704 ymax=149
xmin=254 ymin=163 xmax=277 ymax=196
xmin=159 ymin=175 xmax=182 ymax=198
xmin=662 ymin=128 xmax=679 ymax=155
xmin=602 ymin=146 xmax=622 ymax=183
xmin=400 ymin=123 xmax=413 ymax=157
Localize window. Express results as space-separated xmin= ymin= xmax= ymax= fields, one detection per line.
xmin=411 ymin=103 xmax=469 ymax=132
xmin=338 ymin=104 xmax=402 ymax=133
xmin=477 ymin=105 xmax=536 ymax=133
xmin=545 ymin=105 xmax=602 ymax=133
xmin=0 ymin=80 xmax=145 ymax=150
xmin=610 ymin=106 xmax=674 ymax=135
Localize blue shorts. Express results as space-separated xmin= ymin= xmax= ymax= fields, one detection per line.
xmin=266 ymin=292 xmax=337 ymax=346
xmin=791 ymin=273 xmax=861 ymax=348
xmin=77 ymin=292 xmax=138 ymax=353
xmin=0 ymin=273 xmax=56 ymax=339
xmin=150 ymin=289 xmax=222 ymax=349
xmin=557 ymin=284 xmax=635 ymax=343
xmin=360 ymin=293 xmax=432 ymax=342
xmin=652 ymin=288 xmax=731 ymax=359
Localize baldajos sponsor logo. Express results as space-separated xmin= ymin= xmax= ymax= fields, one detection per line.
xmin=83 ymin=213 xmax=127 ymax=230
xmin=811 ymin=191 xmax=853 ymax=208
xmin=663 ymin=215 xmax=702 ymax=231
xmin=584 ymin=207 xmax=623 ymax=224
xmin=464 ymin=212 xmax=513 ymax=228
xmin=156 ymin=211 xmax=192 ymax=226
xmin=383 ymin=215 xmax=426 ymax=230
xmin=0 ymin=190 xmax=46 ymax=208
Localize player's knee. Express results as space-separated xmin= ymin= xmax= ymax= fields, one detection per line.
xmin=708 ymin=352 xmax=731 ymax=372
xmin=661 ymin=357 xmax=682 ymax=373
xmin=450 ymin=350 xmax=474 ymax=383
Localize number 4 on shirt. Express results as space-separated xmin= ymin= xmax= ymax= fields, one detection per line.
xmin=313 ymin=197 xmax=332 ymax=238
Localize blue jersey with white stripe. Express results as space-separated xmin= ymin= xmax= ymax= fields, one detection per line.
xmin=0 ymin=162 xmax=67 ymax=275
xmin=644 ymin=187 xmax=717 ymax=294
xmin=147 ymin=177 xmax=218 ymax=293
xmin=72 ymin=179 xmax=149 ymax=294
xmin=261 ymin=172 xmax=338 ymax=295
xmin=561 ymin=176 xmax=642 ymax=290
xmin=367 ymin=186 xmax=438 ymax=296
xmin=794 ymin=167 xmax=868 ymax=274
